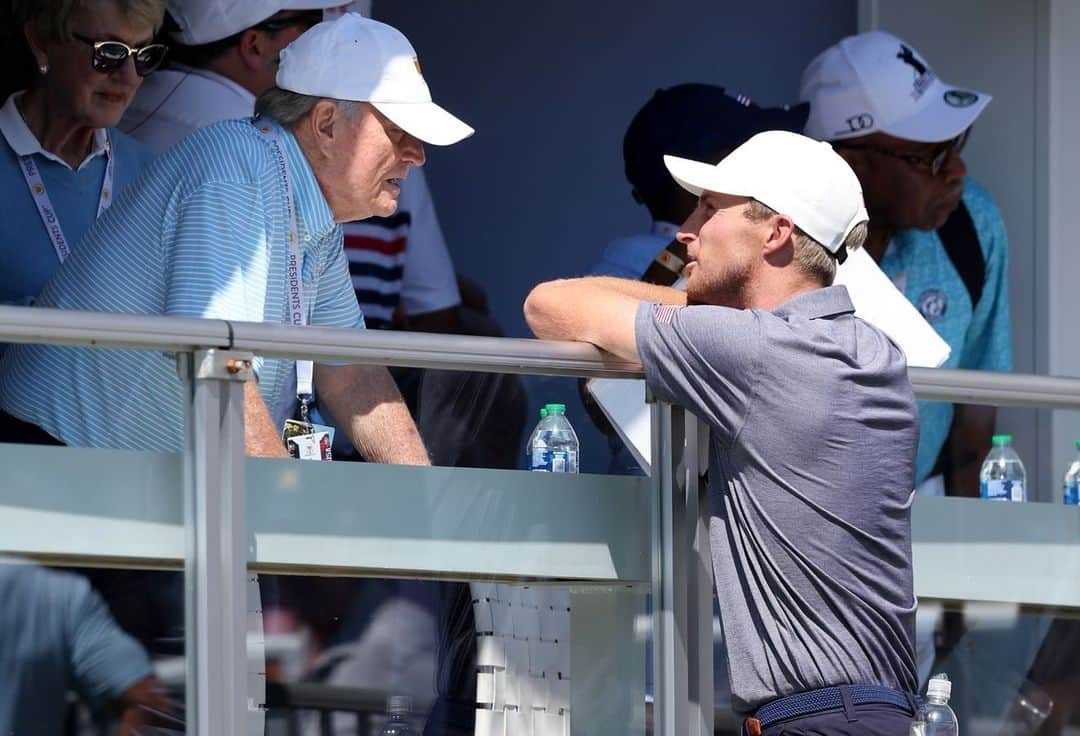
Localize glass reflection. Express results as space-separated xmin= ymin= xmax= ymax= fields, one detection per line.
xmin=0 ymin=558 xmax=181 ymax=734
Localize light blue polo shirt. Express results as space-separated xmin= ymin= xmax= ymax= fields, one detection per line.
xmin=590 ymin=221 xmax=678 ymax=279
xmin=0 ymin=93 xmax=156 ymax=308
xmin=880 ymin=178 xmax=1013 ymax=484
xmin=0 ymin=562 xmax=152 ymax=735
xmin=0 ymin=118 xmax=363 ymax=451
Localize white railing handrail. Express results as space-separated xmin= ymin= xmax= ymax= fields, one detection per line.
xmin=0 ymin=304 xmax=641 ymax=379
xmin=1 ymin=304 xmax=1078 ymax=408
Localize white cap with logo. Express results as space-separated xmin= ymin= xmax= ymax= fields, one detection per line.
xmin=799 ymin=30 xmax=991 ymax=143
xmin=276 ymin=14 xmax=474 ymax=146
xmin=663 ymin=131 xmax=868 ymax=259
xmin=167 ymin=0 xmax=344 ymax=45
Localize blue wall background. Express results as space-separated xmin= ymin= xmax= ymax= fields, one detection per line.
xmin=377 ymin=1 xmax=858 ymax=471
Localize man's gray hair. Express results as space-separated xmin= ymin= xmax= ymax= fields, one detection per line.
xmin=742 ymin=199 xmax=866 ymax=287
xmin=254 ymin=88 xmax=364 ymax=128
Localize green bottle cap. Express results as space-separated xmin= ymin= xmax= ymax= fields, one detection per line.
xmin=546 ymin=403 xmax=566 ymax=414
xmin=992 ymin=434 xmax=1013 ymax=445
xmin=1075 ymin=438 xmax=1080 ymax=451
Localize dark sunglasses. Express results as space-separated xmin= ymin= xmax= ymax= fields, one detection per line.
xmin=252 ymin=10 xmax=324 ymax=33
xmin=834 ymin=128 xmax=970 ymax=177
xmin=72 ymin=32 xmax=168 ymax=77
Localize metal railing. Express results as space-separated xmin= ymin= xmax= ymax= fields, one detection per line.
xmin=1 ymin=303 xmax=1079 ymax=736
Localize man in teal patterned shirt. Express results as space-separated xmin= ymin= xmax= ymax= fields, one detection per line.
xmin=800 ymin=30 xmax=1011 ymax=497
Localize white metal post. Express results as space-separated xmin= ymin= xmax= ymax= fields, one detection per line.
xmin=651 ymin=400 xmax=689 ymax=736
xmin=684 ymin=413 xmax=714 ymax=736
xmin=183 ymin=349 xmax=253 ymax=735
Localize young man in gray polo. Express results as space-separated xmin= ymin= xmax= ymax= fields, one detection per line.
xmin=525 ymin=131 xmax=919 ymax=735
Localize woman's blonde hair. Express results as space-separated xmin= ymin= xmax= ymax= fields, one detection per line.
xmin=15 ymin=0 xmax=166 ymax=45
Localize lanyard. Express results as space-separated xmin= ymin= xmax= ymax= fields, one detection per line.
xmin=254 ymin=120 xmax=315 ymax=414
xmin=18 ymin=133 xmax=114 ymax=263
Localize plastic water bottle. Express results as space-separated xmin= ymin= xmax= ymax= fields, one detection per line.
xmin=1064 ymin=439 xmax=1080 ymax=506
xmin=526 ymin=406 xmax=548 ymax=455
xmin=979 ymin=434 xmax=1026 ymax=502
xmin=910 ymin=673 xmax=959 ymax=736
xmin=379 ymin=695 xmax=419 ymax=736
xmin=529 ymin=403 xmax=579 ymax=473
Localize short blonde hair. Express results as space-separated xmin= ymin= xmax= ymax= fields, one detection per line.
xmin=15 ymin=0 xmax=165 ymax=45
xmin=742 ymin=199 xmax=866 ymax=286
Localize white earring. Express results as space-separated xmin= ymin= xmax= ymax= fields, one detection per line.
xmin=38 ymin=62 xmax=48 ymax=75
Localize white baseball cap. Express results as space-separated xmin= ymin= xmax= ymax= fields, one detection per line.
xmin=167 ymin=0 xmax=343 ymax=45
xmin=799 ymin=31 xmax=991 ymax=143
xmin=276 ymin=14 xmax=474 ymax=146
xmin=663 ymin=130 xmax=868 ymax=258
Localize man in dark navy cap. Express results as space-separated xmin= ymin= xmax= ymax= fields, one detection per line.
xmin=590 ymin=84 xmax=809 ymax=286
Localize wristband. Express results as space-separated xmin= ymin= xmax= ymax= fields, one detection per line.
xmin=654 ymin=248 xmax=685 ymax=274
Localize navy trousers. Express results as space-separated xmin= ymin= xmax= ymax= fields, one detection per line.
xmin=743 ymin=702 xmax=916 ymax=735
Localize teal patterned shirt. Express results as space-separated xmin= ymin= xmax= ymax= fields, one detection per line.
xmin=880 ymin=178 xmax=1012 ymax=484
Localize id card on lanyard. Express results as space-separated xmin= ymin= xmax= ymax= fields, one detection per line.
xmin=18 ymin=134 xmax=114 ymax=263
xmin=254 ymin=119 xmax=324 ymax=454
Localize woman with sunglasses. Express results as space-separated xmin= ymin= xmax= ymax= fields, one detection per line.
xmin=0 ymin=0 xmax=167 ymax=314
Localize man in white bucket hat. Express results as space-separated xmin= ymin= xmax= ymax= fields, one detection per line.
xmin=525 ymin=130 xmax=920 ymax=734
xmin=800 ymin=31 xmax=1012 ymax=499
xmin=0 ymin=14 xmax=472 ymax=462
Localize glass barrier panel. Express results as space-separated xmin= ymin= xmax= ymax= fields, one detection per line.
xmin=0 ymin=431 xmax=189 ymax=734
xmin=254 ymin=574 xmax=648 ymax=736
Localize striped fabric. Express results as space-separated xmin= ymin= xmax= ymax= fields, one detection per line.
xmin=342 ymin=210 xmax=411 ymax=328
xmin=0 ymin=118 xmax=363 ymax=451
xmin=652 ymin=304 xmax=681 ymax=325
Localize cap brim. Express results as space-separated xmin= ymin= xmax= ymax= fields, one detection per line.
xmin=884 ymin=80 xmax=991 ymax=142
xmin=373 ymin=101 xmax=474 ymax=146
xmin=663 ymin=154 xmax=753 ymax=199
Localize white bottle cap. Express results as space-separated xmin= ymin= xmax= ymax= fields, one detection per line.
xmin=926 ymin=673 xmax=952 ymax=700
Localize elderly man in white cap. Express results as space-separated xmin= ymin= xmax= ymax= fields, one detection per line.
xmin=0 ymin=14 xmax=471 ymax=462
xmin=122 ymin=1 xmax=472 ymax=459
xmin=526 ymin=131 xmax=920 ymax=735
xmin=800 ymin=31 xmax=1012 ymax=501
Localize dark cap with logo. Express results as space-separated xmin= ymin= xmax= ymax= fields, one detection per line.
xmin=623 ymin=83 xmax=810 ymax=203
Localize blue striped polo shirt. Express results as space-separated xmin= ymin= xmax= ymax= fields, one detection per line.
xmin=0 ymin=118 xmax=363 ymax=451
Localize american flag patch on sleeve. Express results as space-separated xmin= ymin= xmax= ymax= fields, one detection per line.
xmin=653 ymin=304 xmax=681 ymax=325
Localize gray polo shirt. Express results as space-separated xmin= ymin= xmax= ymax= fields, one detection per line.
xmin=636 ymin=285 xmax=918 ymax=714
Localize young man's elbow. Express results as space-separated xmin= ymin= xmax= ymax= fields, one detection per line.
xmin=523 ymin=282 xmax=562 ymax=338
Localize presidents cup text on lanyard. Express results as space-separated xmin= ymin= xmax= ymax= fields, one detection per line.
xmin=18 ymin=134 xmax=114 ymax=263
xmin=254 ymin=119 xmax=315 ymax=420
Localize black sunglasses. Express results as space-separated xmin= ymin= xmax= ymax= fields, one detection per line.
xmin=834 ymin=128 xmax=970 ymax=177
xmin=72 ymin=32 xmax=168 ymax=77
xmin=252 ymin=10 xmax=324 ymax=33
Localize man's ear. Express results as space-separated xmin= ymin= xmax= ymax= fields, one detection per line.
xmin=304 ymin=99 xmax=341 ymax=157
xmin=236 ymin=28 xmax=269 ymax=71
xmin=763 ymin=213 xmax=796 ymax=258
